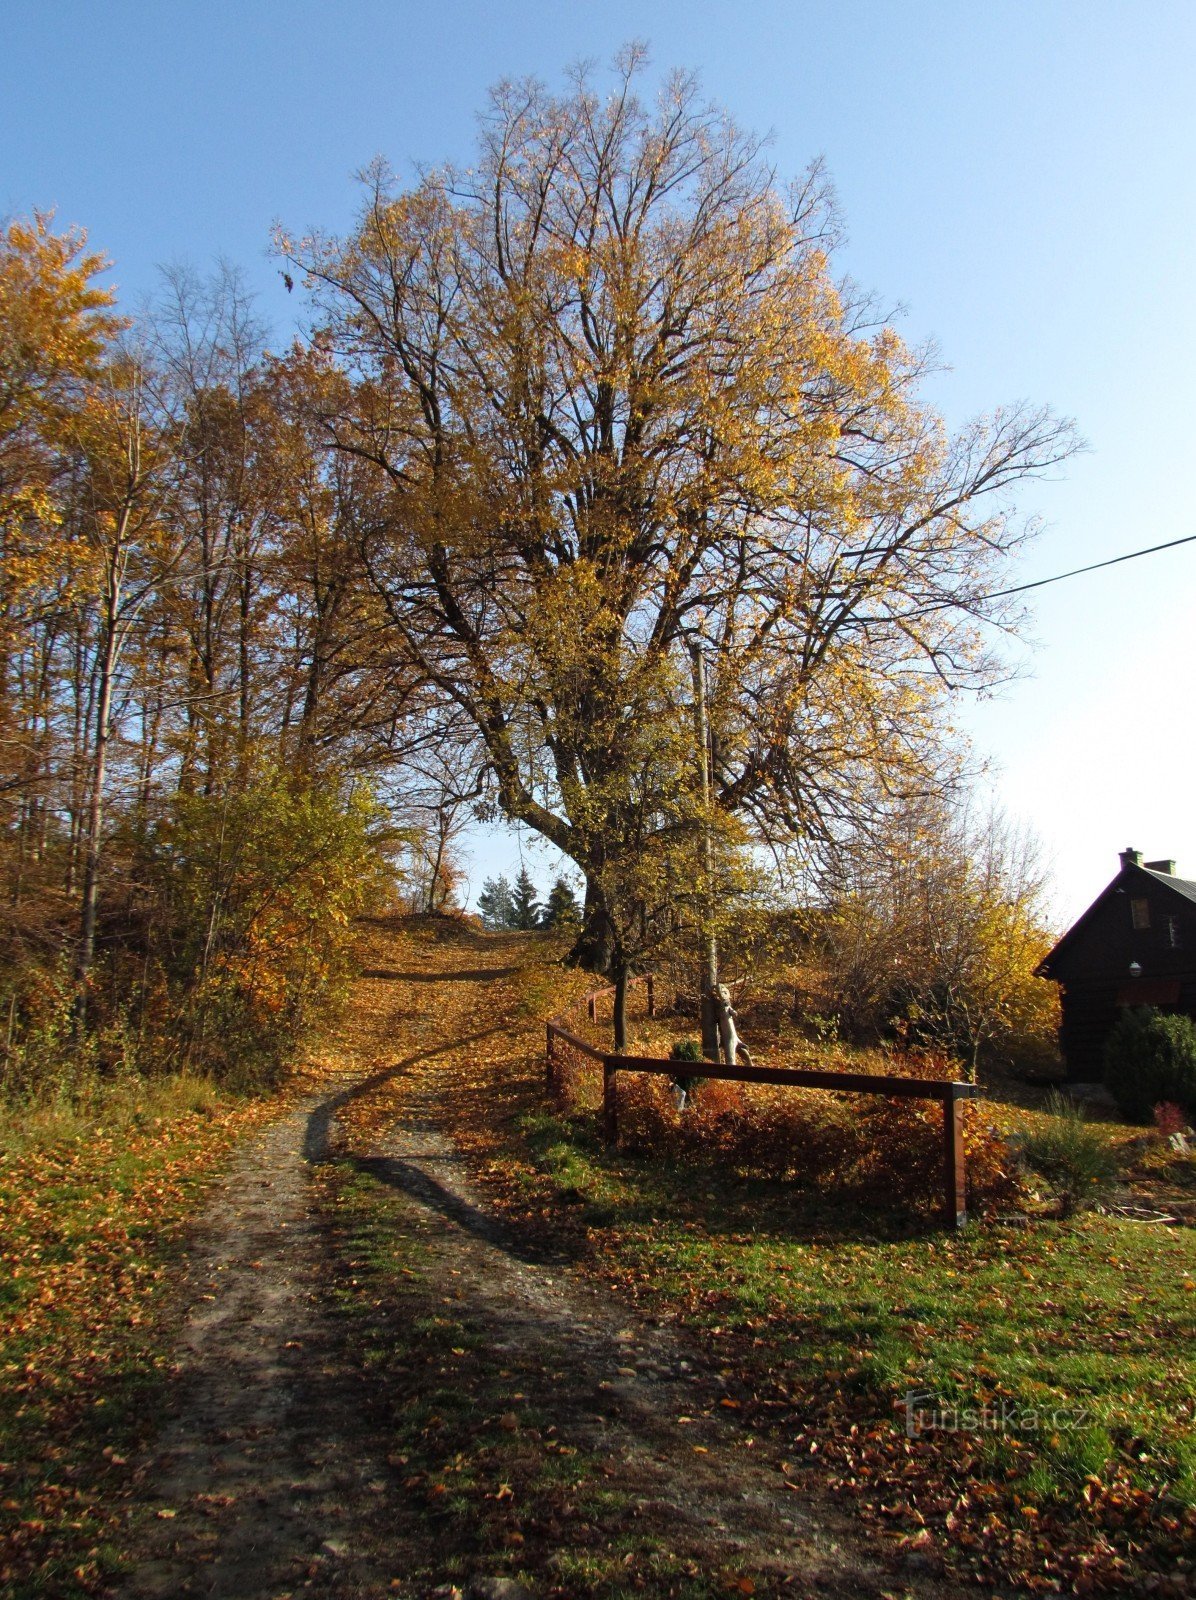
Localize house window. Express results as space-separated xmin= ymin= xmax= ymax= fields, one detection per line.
xmin=1131 ymin=898 xmax=1151 ymax=931
xmin=1170 ymin=915 xmax=1182 ymax=950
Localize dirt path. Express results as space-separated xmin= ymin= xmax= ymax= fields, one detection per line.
xmin=118 ymin=922 xmax=970 ymax=1599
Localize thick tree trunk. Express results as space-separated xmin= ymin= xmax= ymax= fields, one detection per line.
xmin=564 ymin=877 xmax=617 ymax=975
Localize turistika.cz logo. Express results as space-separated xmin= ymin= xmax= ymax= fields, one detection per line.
xmin=904 ymin=1391 xmax=1092 ymax=1438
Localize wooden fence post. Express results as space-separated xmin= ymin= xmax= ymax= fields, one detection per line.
xmin=550 ymin=984 xmax=975 ymax=1228
xmin=943 ymin=1091 xmax=967 ymax=1230
xmin=603 ymin=1060 xmax=618 ymax=1146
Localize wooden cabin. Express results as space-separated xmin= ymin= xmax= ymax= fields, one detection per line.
xmin=1036 ymin=848 xmax=1196 ymax=1079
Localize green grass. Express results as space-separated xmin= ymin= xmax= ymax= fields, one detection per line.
xmin=1015 ymin=1089 xmax=1122 ymax=1211
xmin=520 ymin=1107 xmax=1196 ymax=1512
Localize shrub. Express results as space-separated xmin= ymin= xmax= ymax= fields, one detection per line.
xmin=667 ymin=1037 xmax=704 ymax=1100
xmin=669 ymin=1038 xmax=703 ymax=1063
xmin=1104 ymin=1007 xmax=1196 ymax=1122
xmin=1154 ymin=1101 xmax=1189 ymax=1139
xmin=612 ymin=1069 xmax=1022 ymax=1217
xmin=141 ymin=766 xmax=385 ymax=1086
xmin=1018 ymin=1091 xmax=1120 ymax=1214
xmin=0 ymin=959 xmax=96 ymax=1106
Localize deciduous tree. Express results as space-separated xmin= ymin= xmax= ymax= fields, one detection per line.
xmin=280 ymin=52 xmax=1078 ymax=1019
xmin=816 ymin=799 xmax=1059 ymax=1078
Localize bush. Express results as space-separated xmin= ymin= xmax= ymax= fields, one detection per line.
xmin=140 ymin=767 xmax=385 ymax=1086
xmin=669 ymin=1038 xmax=703 ymax=1063
xmin=611 ymin=1065 xmax=1023 ymax=1218
xmin=1018 ymin=1091 xmax=1120 ymax=1214
xmin=1104 ymin=1007 xmax=1196 ymax=1122
xmin=668 ymin=1037 xmax=705 ymax=1104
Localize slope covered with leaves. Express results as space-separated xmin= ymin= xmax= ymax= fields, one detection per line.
xmin=0 ymin=1084 xmax=276 ymax=1597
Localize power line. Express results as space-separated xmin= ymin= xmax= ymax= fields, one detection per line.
xmin=985 ymin=532 xmax=1196 ymax=601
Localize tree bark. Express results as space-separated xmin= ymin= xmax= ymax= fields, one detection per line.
xmin=613 ymin=962 xmax=629 ymax=1053
xmin=74 ymin=588 xmax=118 ymax=1003
xmin=690 ymin=643 xmax=720 ymax=1060
xmin=564 ymin=878 xmax=617 ymax=975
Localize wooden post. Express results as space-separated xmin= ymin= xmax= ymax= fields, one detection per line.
xmin=943 ymin=1091 xmax=967 ymax=1230
xmin=603 ymin=1061 xmax=618 ymax=1146
xmin=545 ymin=1022 xmax=555 ymax=1091
xmin=645 ymin=974 xmax=656 ymax=1018
xmin=588 ymin=994 xmax=597 ymax=1024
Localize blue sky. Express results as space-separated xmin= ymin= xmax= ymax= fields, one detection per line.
xmin=5 ymin=0 xmax=1195 ymax=922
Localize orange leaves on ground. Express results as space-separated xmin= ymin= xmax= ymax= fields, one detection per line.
xmin=608 ymin=1070 xmax=1021 ymax=1216
xmin=0 ymin=1093 xmax=273 ymax=1594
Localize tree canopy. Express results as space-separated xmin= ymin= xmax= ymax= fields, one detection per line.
xmin=281 ymin=52 xmax=1078 ymax=982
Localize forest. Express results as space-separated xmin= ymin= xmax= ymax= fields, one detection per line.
xmin=1 ymin=59 xmax=1075 ymax=1101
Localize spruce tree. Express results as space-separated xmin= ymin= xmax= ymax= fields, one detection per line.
xmin=542 ymin=875 xmax=581 ymax=928
xmin=509 ymin=867 xmax=542 ymax=931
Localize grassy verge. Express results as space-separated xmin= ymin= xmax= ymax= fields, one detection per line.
xmin=0 ymin=1078 xmax=274 ymax=1598
xmin=494 ymin=1104 xmax=1195 ymax=1592
xmin=430 ymin=934 xmax=1194 ymax=1596
xmin=315 ymin=1156 xmax=793 ymax=1599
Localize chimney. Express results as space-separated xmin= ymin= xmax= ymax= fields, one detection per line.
xmin=1146 ymin=858 xmax=1176 ymax=875
xmin=1120 ymin=847 xmax=1143 ymax=868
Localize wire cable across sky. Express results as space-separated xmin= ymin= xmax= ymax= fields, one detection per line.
xmin=987 ymin=532 xmax=1196 ymax=601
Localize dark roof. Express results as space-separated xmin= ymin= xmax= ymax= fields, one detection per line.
xmin=1037 ymin=861 xmax=1196 ymax=977
xmin=1142 ymin=867 xmax=1196 ymax=906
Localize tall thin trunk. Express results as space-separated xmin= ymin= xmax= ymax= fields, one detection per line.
xmin=75 ymin=580 xmax=118 ymax=995
xmin=424 ymin=814 xmax=449 ymax=914
xmin=690 ymin=642 xmax=720 ymax=1060
xmin=613 ymin=962 xmax=629 ymax=1053
xmin=237 ymin=546 xmax=252 ymax=772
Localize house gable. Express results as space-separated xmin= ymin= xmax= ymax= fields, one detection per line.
xmin=1037 ymin=849 xmax=1196 ymax=1077
xmin=1038 ymin=858 xmax=1196 ymax=986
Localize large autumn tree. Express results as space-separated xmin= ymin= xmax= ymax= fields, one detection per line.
xmin=280 ymin=52 xmax=1078 ymax=1005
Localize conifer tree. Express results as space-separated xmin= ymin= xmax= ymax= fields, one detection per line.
xmin=477 ymin=874 xmax=515 ymax=930
xmin=509 ymin=867 xmax=541 ymax=931
xmin=542 ymin=875 xmax=581 ymax=929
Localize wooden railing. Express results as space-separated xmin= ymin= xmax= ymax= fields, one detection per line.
xmin=545 ymin=978 xmax=981 ymax=1230
xmin=584 ymin=973 xmax=655 ymax=1024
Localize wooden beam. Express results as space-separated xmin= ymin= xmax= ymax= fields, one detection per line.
xmin=606 ymin=1055 xmax=980 ymax=1102
xmin=545 ymin=1022 xmax=607 ymax=1062
xmin=551 ymin=976 xmax=980 ymax=1230
xmin=944 ymin=1092 xmax=968 ymax=1230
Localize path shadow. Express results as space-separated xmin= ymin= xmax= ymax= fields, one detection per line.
xmin=303 ymin=1028 xmax=504 ymax=1164
xmin=346 ymin=1151 xmax=570 ymax=1266
xmin=303 ymin=1024 xmax=575 ymax=1273
xmin=360 ymin=967 xmax=519 ymax=983
xmin=304 ymin=1024 xmax=575 ymax=1265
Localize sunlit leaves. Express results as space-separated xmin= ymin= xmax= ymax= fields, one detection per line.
xmin=278 ymin=56 xmax=1079 ymax=971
